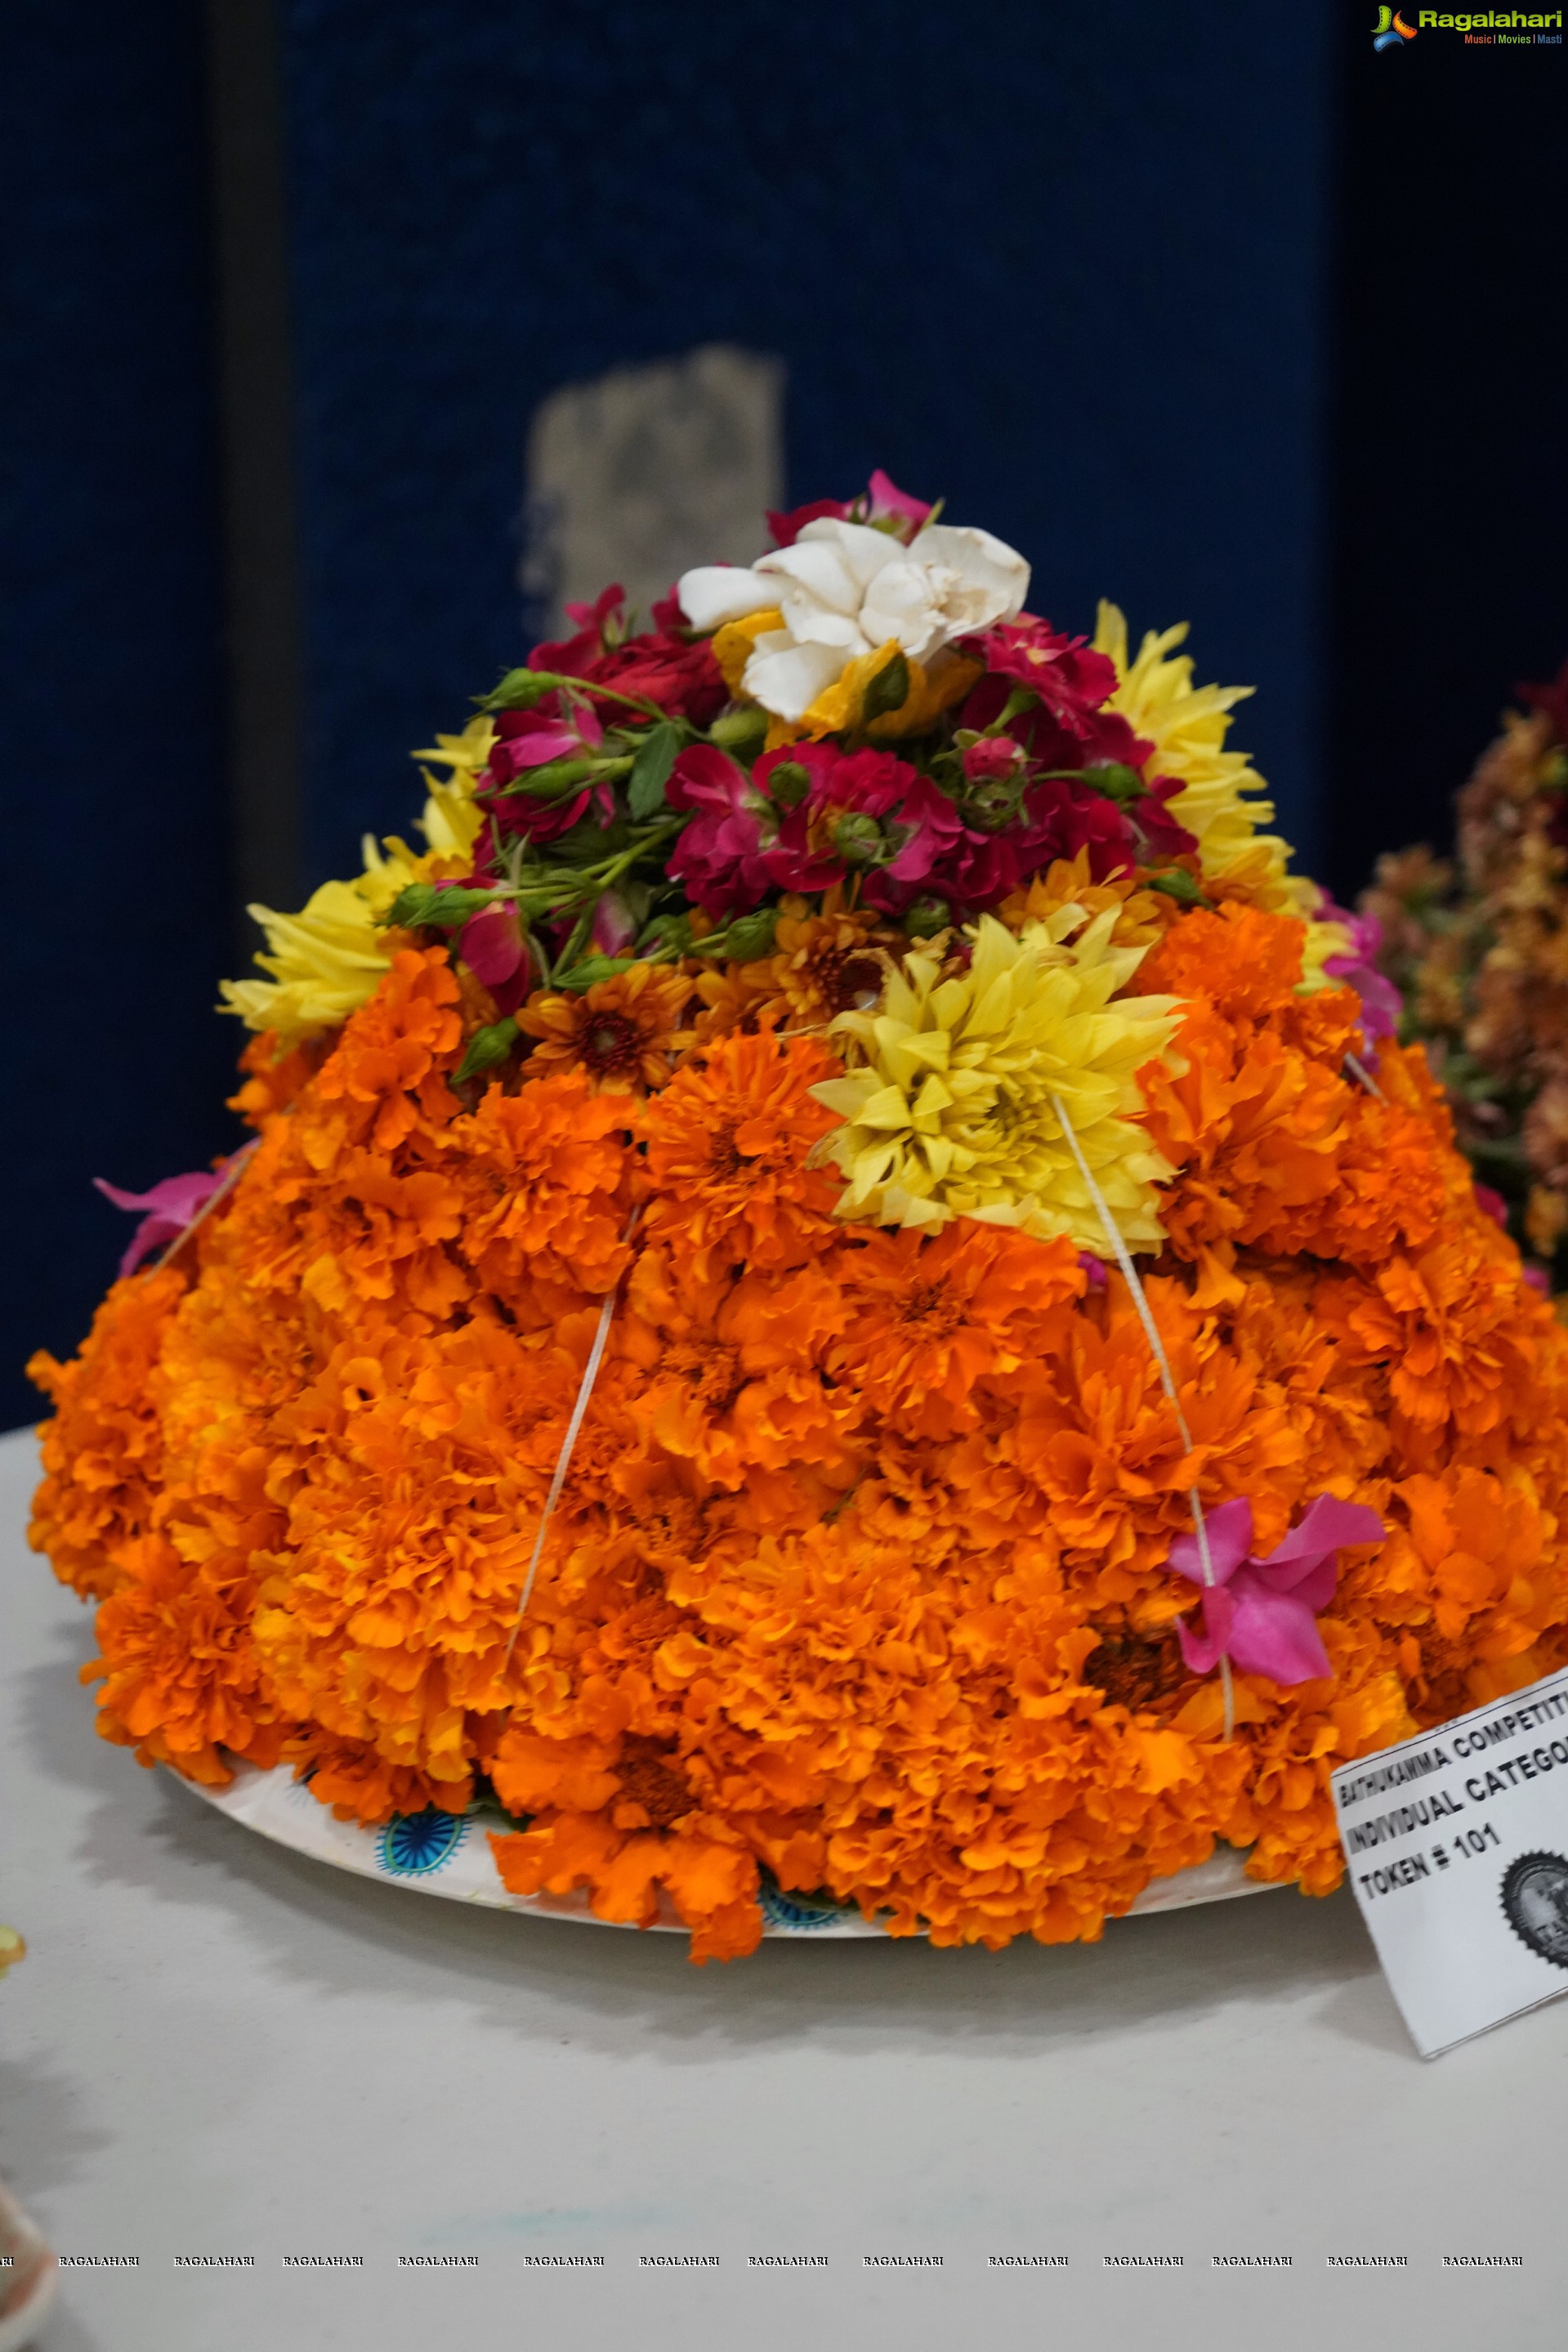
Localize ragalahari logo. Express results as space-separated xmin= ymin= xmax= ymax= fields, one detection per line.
xmin=1374 ymin=4 xmax=1418 ymax=43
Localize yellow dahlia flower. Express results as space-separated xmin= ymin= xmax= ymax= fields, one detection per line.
xmin=1093 ymin=601 xmax=1293 ymax=895
xmin=810 ymin=905 xmax=1182 ymax=1253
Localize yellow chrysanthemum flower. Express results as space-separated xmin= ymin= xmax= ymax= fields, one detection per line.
xmin=810 ymin=905 xmax=1182 ymax=1253
xmin=1093 ymin=601 xmax=1293 ymax=896
xmin=411 ymin=713 xmax=494 ymax=859
xmin=221 ymin=728 xmax=489 ymax=1044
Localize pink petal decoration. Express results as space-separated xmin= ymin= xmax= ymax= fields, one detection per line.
xmin=94 ymin=1164 xmax=234 ymax=1276
xmin=458 ymin=901 xmax=527 ymax=988
xmin=1169 ymin=1495 xmax=1384 ymax=1689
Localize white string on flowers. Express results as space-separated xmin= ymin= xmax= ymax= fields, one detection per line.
xmin=1049 ymin=1091 xmax=1235 ymax=1742
xmin=1344 ymin=1051 xmax=1383 ymax=1100
xmin=503 ymin=1210 xmax=641 ymax=1670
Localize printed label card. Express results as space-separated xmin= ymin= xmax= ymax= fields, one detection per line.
xmin=1332 ymin=1665 xmax=1568 ymax=2055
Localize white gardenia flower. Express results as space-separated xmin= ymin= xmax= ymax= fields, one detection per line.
xmin=677 ymin=517 xmax=1030 ymax=722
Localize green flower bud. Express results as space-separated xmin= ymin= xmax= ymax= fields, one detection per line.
xmin=709 ymin=704 xmax=770 ymax=753
xmin=832 ymin=812 xmax=885 ymax=865
xmin=719 ymin=906 xmax=779 ymax=962
xmin=903 ymin=897 xmax=950 ymax=940
xmin=766 ymin=760 xmax=811 ymax=808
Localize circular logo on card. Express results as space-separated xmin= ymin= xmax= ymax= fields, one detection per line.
xmin=1501 ymin=1852 xmax=1568 ymax=1968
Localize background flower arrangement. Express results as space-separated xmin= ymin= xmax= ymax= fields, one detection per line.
xmin=29 ymin=481 xmax=1568 ymax=1962
xmin=1362 ymin=660 xmax=1568 ymax=1291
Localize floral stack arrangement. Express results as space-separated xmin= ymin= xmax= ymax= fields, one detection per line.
xmin=1361 ymin=659 xmax=1568 ymax=1294
xmin=29 ymin=480 xmax=1568 ymax=1961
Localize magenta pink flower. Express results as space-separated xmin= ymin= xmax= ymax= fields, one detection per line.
xmin=1474 ymin=1183 xmax=1509 ymax=1228
xmin=766 ymin=497 xmax=851 ymax=549
xmin=591 ymin=890 xmax=637 ymax=955
xmin=1169 ymin=1495 xmax=1385 ymax=1686
xmin=961 ymin=736 xmax=1026 ymax=786
xmin=486 ymin=703 xmax=603 ymax=782
xmin=1319 ymin=899 xmax=1403 ymax=1045
xmin=864 ymin=468 xmax=931 ymax=539
xmin=484 ymin=703 xmax=610 ymax=843
xmin=94 ymin=1145 xmax=257 ymax=1277
xmin=667 ymin=745 xmax=775 ymax=914
xmin=766 ymin=470 xmax=931 ymax=551
xmin=966 ymin=615 xmax=1120 ymax=729
xmin=754 ymin=744 xmax=965 ymax=912
xmin=526 ymin=583 xmax=626 ymax=673
xmin=458 ymin=901 xmax=531 ymax=1014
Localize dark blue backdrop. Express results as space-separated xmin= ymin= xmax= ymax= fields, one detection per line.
xmin=284 ymin=0 xmax=1334 ymax=889
xmin=2 ymin=0 xmax=1342 ymax=1424
xmin=2 ymin=1 xmax=235 ymax=1424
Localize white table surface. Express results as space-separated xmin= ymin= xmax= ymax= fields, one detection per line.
xmin=3 ymin=1422 xmax=1566 ymax=2352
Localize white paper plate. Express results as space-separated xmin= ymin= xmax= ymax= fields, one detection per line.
xmin=182 ymin=1758 xmax=1278 ymax=1937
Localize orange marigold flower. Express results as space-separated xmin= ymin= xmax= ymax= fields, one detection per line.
xmin=641 ymin=1030 xmax=844 ymax=1281
xmin=1137 ymin=905 xmax=1451 ymax=1266
xmin=827 ymin=1221 xmax=1084 ymax=1439
xmin=87 ymin=1531 xmax=290 ymax=1786
xmin=1317 ymin=1225 xmax=1543 ymax=1454
xmin=29 ymin=902 xmax=1568 ymax=1961
xmin=449 ymin=1068 xmax=637 ymax=1297
xmin=518 ymin=961 xmax=695 ymax=1091
xmin=490 ymin=1804 xmax=762 ymax=1961
xmin=27 ymin=1269 xmax=185 ymax=1603
xmin=228 ymin=1029 xmax=327 ymax=1128
xmin=305 ymin=946 xmax=463 ymax=1161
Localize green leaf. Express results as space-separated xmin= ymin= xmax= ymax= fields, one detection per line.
xmin=476 ymin=667 xmax=571 ymax=713
xmin=860 ymin=648 xmax=910 ymax=726
xmin=382 ymin=883 xmax=499 ymax=932
xmin=554 ymin=954 xmax=637 ymax=995
xmin=1145 ymin=869 xmax=1206 ymax=906
xmin=455 ymin=1017 xmax=519 ymax=1082
xmin=627 ymin=721 xmax=681 ymax=819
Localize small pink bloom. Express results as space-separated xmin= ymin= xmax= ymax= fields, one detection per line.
xmin=486 ymin=703 xmax=603 ymax=784
xmin=1320 ymin=898 xmax=1403 ymax=1044
xmin=754 ymin=744 xmax=964 ymax=912
xmin=458 ymin=901 xmax=526 ymax=988
xmin=1168 ymin=1495 xmax=1384 ymax=1686
xmin=527 ymin=584 xmax=626 ymax=673
xmin=766 ymin=498 xmax=850 ymax=549
xmin=966 ymin=615 xmax=1120 ymax=729
xmin=962 ymin=736 xmax=1026 ymax=784
xmin=591 ymin=890 xmax=637 ymax=956
xmin=667 ymin=745 xmax=775 ymax=914
xmin=1473 ymin=1183 xmax=1510 ymax=1229
xmin=864 ymin=468 xmax=932 ymax=538
xmin=95 ymin=1145 xmax=257 ymax=1277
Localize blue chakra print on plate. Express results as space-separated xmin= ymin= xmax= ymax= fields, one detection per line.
xmin=376 ymin=1809 xmax=468 ymax=1878
xmin=757 ymin=1877 xmax=850 ymax=1931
